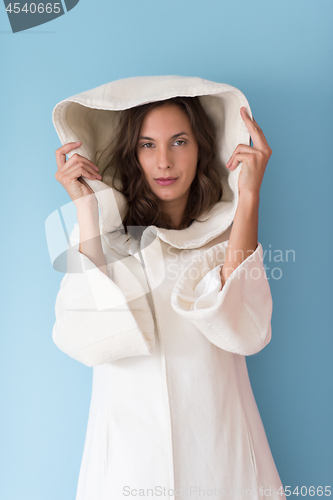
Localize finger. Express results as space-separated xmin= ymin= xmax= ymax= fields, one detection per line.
xmin=61 ymin=153 xmax=99 ymax=173
xmin=243 ymin=111 xmax=271 ymax=149
xmin=251 ymin=117 xmax=270 ymax=147
xmin=61 ymin=168 xmax=99 ymax=185
xmin=226 ymin=144 xmax=259 ymax=168
xmin=251 ymin=116 xmax=263 ymax=131
xmin=63 ymin=163 xmax=101 ymax=180
xmin=240 ymin=107 xmax=261 ymax=134
xmin=56 ymin=141 xmax=82 ymax=156
xmin=240 ymin=108 xmax=266 ymax=150
xmin=55 ymin=142 xmax=82 ymax=169
xmin=227 ymin=152 xmax=257 ymax=171
xmin=65 ymin=154 xmax=99 ymax=172
xmin=55 ymin=141 xmax=82 ymax=166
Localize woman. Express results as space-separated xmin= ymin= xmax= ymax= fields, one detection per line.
xmin=52 ymin=75 xmax=285 ymax=500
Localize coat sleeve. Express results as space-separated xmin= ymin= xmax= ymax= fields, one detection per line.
xmin=170 ymin=240 xmax=272 ymax=356
xmin=52 ymin=223 xmax=155 ymax=367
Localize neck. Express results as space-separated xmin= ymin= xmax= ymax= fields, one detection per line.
xmin=159 ymin=193 xmax=188 ymax=230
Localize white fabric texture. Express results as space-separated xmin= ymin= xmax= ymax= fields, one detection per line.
xmin=191 ymin=265 xmax=223 ymax=310
xmin=50 ymin=75 xmax=285 ymax=500
xmin=52 ymin=224 xmax=155 ymax=367
xmin=171 ymin=241 xmax=272 ymax=356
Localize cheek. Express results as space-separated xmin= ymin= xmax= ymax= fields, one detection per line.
xmin=186 ymin=149 xmax=199 ymax=177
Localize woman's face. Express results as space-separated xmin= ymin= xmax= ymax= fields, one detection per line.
xmin=136 ymin=104 xmax=199 ymax=206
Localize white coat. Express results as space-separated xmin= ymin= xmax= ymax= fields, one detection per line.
xmin=51 ymin=75 xmax=286 ymax=500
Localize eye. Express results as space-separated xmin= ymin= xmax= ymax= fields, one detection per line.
xmin=141 ymin=142 xmax=154 ymax=148
xmin=174 ymin=140 xmax=186 ymax=146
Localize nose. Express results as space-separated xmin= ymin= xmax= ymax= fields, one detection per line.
xmin=157 ymin=145 xmax=172 ymax=170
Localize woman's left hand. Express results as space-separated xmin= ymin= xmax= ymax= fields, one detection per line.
xmin=225 ymin=107 xmax=272 ymax=197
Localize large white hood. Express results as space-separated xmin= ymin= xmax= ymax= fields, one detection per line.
xmin=52 ymin=75 xmax=252 ymax=251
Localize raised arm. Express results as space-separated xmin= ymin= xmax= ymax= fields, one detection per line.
xmin=220 ymin=108 xmax=272 ymax=289
xmin=55 ymin=140 xmax=108 ymax=276
xmin=76 ymin=196 xmax=109 ymax=277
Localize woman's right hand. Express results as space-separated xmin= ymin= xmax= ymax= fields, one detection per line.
xmin=55 ymin=141 xmax=102 ymax=204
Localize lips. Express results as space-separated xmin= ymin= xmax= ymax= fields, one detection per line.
xmin=154 ymin=177 xmax=178 ymax=186
xmin=155 ymin=177 xmax=178 ymax=181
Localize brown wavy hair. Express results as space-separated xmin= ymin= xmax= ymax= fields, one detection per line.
xmin=96 ymin=96 xmax=223 ymax=235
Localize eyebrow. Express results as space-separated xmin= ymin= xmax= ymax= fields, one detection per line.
xmin=138 ymin=132 xmax=190 ymax=141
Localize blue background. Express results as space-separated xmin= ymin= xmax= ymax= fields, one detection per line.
xmin=0 ymin=1 xmax=332 ymax=498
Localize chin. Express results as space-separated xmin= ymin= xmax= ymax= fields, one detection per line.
xmin=156 ymin=191 xmax=179 ymax=201
xmin=152 ymin=186 xmax=176 ymax=196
